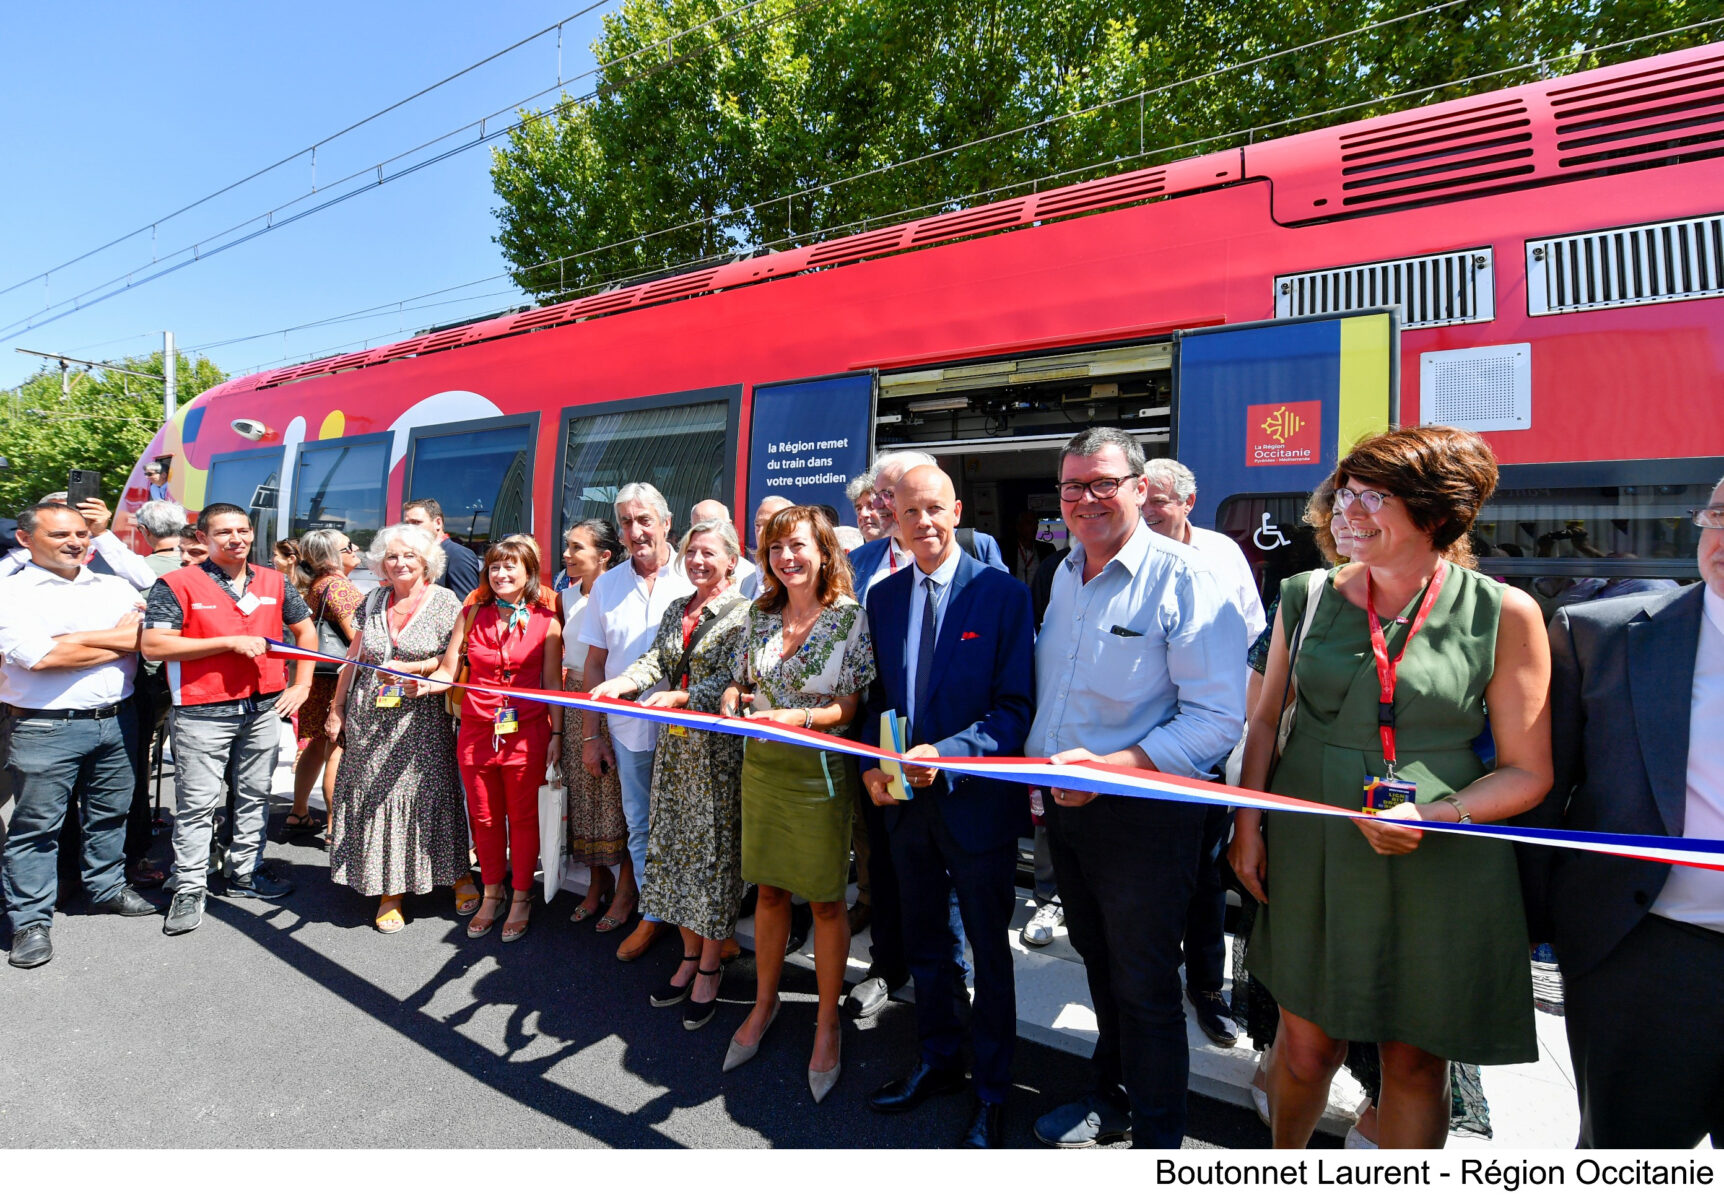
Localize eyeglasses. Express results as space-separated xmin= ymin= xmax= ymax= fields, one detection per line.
xmin=1335 ymin=487 xmax=1394 ymax=514
xmin=1057 ymin=474 xmax=1138 ymax=502
xmin=1691 ymin=506 xmax=1724 ymax=530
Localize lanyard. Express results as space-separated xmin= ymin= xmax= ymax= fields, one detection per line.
xmin=887 ymin=542 xmax=900 ymax=573
xmin=488 ymin=604 xmax=528 ymax=683
xmin=1365 ymin=560 xmax=1448 ymax=776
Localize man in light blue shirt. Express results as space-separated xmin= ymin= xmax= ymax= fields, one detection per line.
xmin=1028 ymin=428 xmax=1247 ymax=1151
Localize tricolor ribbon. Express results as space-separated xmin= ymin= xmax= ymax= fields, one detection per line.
xmin=272 ymin=640 xmax=1724 ymax=872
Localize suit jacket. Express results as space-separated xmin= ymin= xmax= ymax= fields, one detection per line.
xmin=863 ymin=551 xmax=1035 ymax=853
xmin=849 ymin=529 xmax=1007 ymax=604
xmin=1521 ymin=583 xmax=1705 ymax=980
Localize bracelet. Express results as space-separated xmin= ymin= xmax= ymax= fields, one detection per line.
xmin=550 ymin=730 xmax=564 ymax=737
xmin=583 ymin=733 xmax=604 ymax=743
xmin=803 ymin=708 xmax=815 ymax=729
xmin=1448 ymin=797 xmax=1474 ymax=824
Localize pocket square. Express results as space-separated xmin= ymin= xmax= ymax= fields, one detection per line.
xmin=961 ymin=631 xmax=980 ymax=640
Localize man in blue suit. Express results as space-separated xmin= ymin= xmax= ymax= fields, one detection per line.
xmin=860 ymin=464 xmax=1035 ymax=1149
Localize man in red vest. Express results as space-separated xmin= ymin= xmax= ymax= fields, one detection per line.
xmin=141 ymin=503 xmax=317 ymax=936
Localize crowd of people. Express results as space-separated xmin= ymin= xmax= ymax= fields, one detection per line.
xmin=1 ymin=424 xmax=1720 ymax=1152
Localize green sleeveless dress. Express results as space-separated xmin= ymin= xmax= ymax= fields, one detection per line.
xmin=1246 ymin=565 xmax=1536 ymax=1065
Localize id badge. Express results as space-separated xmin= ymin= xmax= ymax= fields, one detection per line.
xmin=235 ymin=592 xmax=261 ymax=616
xmin=1362 ymin=774 xmax=1417 ymax=813
xmin=375 ymin=685 xmax=403 ymax=709
xmin=493 ymin=706 xmax=519 ymax=736
xmin=668 ymin=724 xmax=689 ymax=738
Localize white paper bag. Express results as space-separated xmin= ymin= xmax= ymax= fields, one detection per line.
xmin=538 ymin=782 xmax=567 ymax=902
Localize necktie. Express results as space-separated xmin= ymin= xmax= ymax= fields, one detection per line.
xmin=913 ymin=577 xmax=940 ymax=733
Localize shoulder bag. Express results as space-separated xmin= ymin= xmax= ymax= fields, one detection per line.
xmin=312 ymin=580 xmax=353 ymax=677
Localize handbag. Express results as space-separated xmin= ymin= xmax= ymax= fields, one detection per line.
xmin=311 ymin=581 xmax=352 ymax=677
xmin=1225 ymin=568 xmax=1329 ymax=787
xmin=444 ymin=603 xmax=475 ymax=717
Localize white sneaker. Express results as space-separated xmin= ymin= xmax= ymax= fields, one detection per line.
xmin=1022 ymin=902 xmax=1063 ymax=947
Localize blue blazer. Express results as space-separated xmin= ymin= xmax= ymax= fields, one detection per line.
xmin=862 ymin=551 xmax=1035 ymax=853
xmin=850 ymin=529 xmax=1007 ymax=604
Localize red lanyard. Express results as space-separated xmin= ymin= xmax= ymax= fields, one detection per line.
xmin=1365 ymin=560 xmax=1448 ymax=775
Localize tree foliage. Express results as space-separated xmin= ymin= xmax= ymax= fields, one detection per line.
xmin=0 ymin=351 xmax=226 ymax=516
xmin=491 ymin=0 xmax=1722 ymax=298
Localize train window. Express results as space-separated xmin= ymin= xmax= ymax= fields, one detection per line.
xmin=556 ymin=391 xmax=737 ymax=539
xmin=291 ymin=434 xmax=390 ymax=550
xmin=403 ymin=416 xmax=537 ymax=557
xmin=1214 ymin=494 xmax=1326 ymax=605
xmin=205 ymin=448 xmax=284 ymax=565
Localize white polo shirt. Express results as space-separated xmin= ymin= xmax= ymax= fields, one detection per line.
xmin=0 ymin=560 xmax=142 ymax=709
xmin=578 ymin=556 xmax=693 ymax=752
xmin=1188 ymin=524 xmax=1267 ymax=643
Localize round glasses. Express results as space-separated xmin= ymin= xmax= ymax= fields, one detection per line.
xmin=1335 ymin=487 xmax=1394 ymax=514
xmin=1057 ymin=474 xmax=1138 ymax=502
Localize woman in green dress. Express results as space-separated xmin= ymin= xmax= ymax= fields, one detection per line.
xmin=718 ymin=505 xmax=875 ymax=1102
xmin=1229 ymin=425 xmax=1553 ymax=1149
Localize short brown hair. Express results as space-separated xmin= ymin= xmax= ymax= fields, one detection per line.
xmin=1334 ymin=425 xmax=1498 ymax=552
xmin=473 ymin=534 xmax=551 ymax=610
xmin=1303 ymin=476 xmax=1339 ymax=565
xmin=754 ymin=505 xmax=854 ymax=614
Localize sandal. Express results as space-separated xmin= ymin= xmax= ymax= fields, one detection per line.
xmin=282 ymin=811 xmax=326 ymax=839
xmin=467 ymin=887 xmax=505 ymax=938
xmin=571 ymin=887 xmax=612 ymax=924
xmin=453 ymin=874 xmax=481 ymax=917
xmin=501 ymin=890 xmax=533 ymax=943
xmin=594 ymin=890 xmax=638 ymax=934
xmin=375 ymin=895 xmax=405 ymax=935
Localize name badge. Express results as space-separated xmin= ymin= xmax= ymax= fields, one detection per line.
xmin=1362 ymin=774 xmax=1418 ymax=813
xmin=493 ymin=706 xmax=519 ymax=736
xmin=235 ymin=592 xmax=262 ymax=616
xmin=375 ymin=685 xmax=403 ymax=709
xmin=668 ymin=724 xmax=689 ymax=738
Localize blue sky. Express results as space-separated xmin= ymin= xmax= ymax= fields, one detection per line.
xmin=0 ymin=1 xmax=614 ymax=390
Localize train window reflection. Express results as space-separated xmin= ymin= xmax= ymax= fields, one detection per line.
xmin=205 ymin=448 xmax=283 ymax=565
xmin=559 ymin=400 xmax=727 ymax=537
xmin=292 ymin=435 xmax=389 ymax=550
xmin=405 ymin=420 xmax=535 ymax=556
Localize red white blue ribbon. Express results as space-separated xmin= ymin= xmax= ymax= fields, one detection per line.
xmin=271 ymin=640 xmax=1724 ymax=872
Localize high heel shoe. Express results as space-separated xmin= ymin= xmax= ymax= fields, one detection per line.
xmin=651 ymin=955 xmax=700 ymax=1007
xmin=500 ymin=890 xmax=532 ymax=942
xmin=808 ymin=1023 xmax=842 ymax=1103
xmin=467 ymin=887 xmax=505 ymax=938
xmin=722 ymin=1000 xmax=779 ymax=1072
xmin=683 ymin=965 xmax=724 ymax=1030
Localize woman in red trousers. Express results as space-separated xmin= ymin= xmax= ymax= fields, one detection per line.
xmin=417 ymin=534 xmax=562 ymax=942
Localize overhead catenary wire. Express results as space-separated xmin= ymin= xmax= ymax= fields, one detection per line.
xmin=0 ymin=0 xmax=818 ymax=342
xmin=201 ymin=9 xmax=1724 ymax=377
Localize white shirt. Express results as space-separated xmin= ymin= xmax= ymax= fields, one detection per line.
xmin=1651 ymin=585 xmax=1724 ymax=932
xmin=560 ymin=586 xmax=591 ymax=672
xmin=904 ymin=546 xmax=961 ymax=728
xmin=0 ymin=561 xmax=141 ymax=708
xmin=1187 ymin=524 xmax=1267 ymax=643
xmin=1 ymin=531 xmax=154 ymax=589
xmin=578 ymin=556 xmax=694 ymax=752
xmin=867 ymin=536 xmax=914 ymax=595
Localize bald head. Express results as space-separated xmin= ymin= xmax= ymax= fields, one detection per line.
xmin=691 ymin=499 xmax=730 ymax=526
xmin=895 ymin=465 xmax=963 ymax=573
xmin=753 ymin=495 xmax=793 ymax=560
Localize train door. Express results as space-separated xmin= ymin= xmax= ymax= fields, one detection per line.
xmin=1173 ymin=310 xmax=1399 ymax=603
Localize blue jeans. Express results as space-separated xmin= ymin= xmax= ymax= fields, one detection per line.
xmin=613 ymin=742 xmax=658 ymax=923
xmin=2 ymin=704 xmax=138 ymax=930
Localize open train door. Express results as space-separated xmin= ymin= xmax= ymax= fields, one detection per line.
xmin=1171 ymin=309 xmax=1399 ymax=602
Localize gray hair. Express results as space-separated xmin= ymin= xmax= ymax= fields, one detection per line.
xmin=1142 ymin=458 xmax=1197 ymax=502
xmin=299 ymin=528 xmax=350 ymax=579
xmin=365 ymin=522 xmax=446 ymax=584
xmin=845 ymin=471 xmax=875 ymax=505
xmin=680 ymin=518 xmax=742 ymax=576
xmin=871 ymin=450 xmax=937 ymax=481
xmin=615 ymin=481 xmax=672 ymax=526
xmin=1059 ymin=427 xmax=1147 ymax=476
xmin=135 ymin=499 xmax=188 ymax=540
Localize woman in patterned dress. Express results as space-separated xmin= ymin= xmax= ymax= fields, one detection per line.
xmin=289 ymin=528 xmax=364 ymax=840
xmin=558 ymin=519 xmax=632 ymax=926
xmin=718 ymin=506 xmax=875 ymax=1101
xmin=325 ymin=524 xmax=475 ymax=932
xmin=591 ymin=519 xmax=750 ymax=1030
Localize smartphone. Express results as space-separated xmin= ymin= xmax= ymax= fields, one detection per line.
xmin=68 ymin=469 xmax=102 ymax=508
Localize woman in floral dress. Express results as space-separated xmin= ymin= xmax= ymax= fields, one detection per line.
xmin=592 ymin=519 xmax=749 ymax=1030
xmin=326 ymin=523 xmax=474 ymax=932
xmin=717 ymin=506 xmax=875 ymax=1101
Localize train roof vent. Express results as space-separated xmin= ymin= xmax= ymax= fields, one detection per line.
xmin=415 ymin=327 xmax=472 ymax=356
xmin=639 ymin=268 xmax=720 ymax=304
xmin=1275 ymin=248 xmax=1494 ymax=328
xmin=1336 ymin=99 xmax=1535 ymax=209
xmin=1549 ymin=48 xmax=1724 ymax=173
xmin=1032 ymin=169 xmax=1168 ymax=221
xmin=1527 ymin=212 xmax=1724 ymax=315
xmin=806 ymin=228 xmax=907 ymax=269
xmin=907 ymin=199 xmax=1029 ymax=247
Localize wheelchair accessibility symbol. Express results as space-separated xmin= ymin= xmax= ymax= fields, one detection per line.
xmin=1253 ymin=512 xmax=1290 ymax=552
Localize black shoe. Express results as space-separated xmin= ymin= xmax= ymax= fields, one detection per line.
xmin=651 ymin=957 xmax=699 ymax=1008
xmin=683 ymin=965 xmax=724 ymax=1030
xmin=8 ymin=925 xmax=52 ymax=969
xmin=90 ymin=886 xmax=161 ymax=917
xmin=784 ymin=903 xmax=813 ymax=956
xmin=960 ymin=1100 xmax=1004 ymax=1148
xmin=1186 ymin=987 xmax=1241 ymax=1048
xmin=224 ymin=866 xmax=293 ymax=900
xmin=846 ymin=969 xmax=906 ymax=1020
xmin=163 ymin=889 xmax=206 ymax=936
xmin=868 ymin=1061 xmax=968 ymax=1114
xmin=1033 ymin=1093 xmax=1132 ymax=1148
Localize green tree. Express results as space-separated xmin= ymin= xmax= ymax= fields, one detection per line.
xmin=0 ymin=350 xmax=226 ymax=516
xmin=492 ymin=0 xmax=1723 ymax=298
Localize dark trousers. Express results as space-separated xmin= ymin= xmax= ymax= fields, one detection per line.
xmin=862 ymin=791 xmax=968 ymax=983
xmin=123 ymin=673 xmax=168 ymax=863
xmin=1566 ymin=913 xmax=1724 ymax=1149
xmin=1046 ymin=793 xmax=1205 ymax=1149
xmin=2 ymin=704 xmax=138 ymax=929
xmin=1181 ymin=803 xmax=1231 ymax=992
xmin=890 ymin=799 xmax=1018 ymax=1102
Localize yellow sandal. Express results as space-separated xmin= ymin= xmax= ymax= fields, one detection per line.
xmin=453 ymin=873 xmax=481 ymax=917
xmin=375 ymin=895 xmax=406 ymax=934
